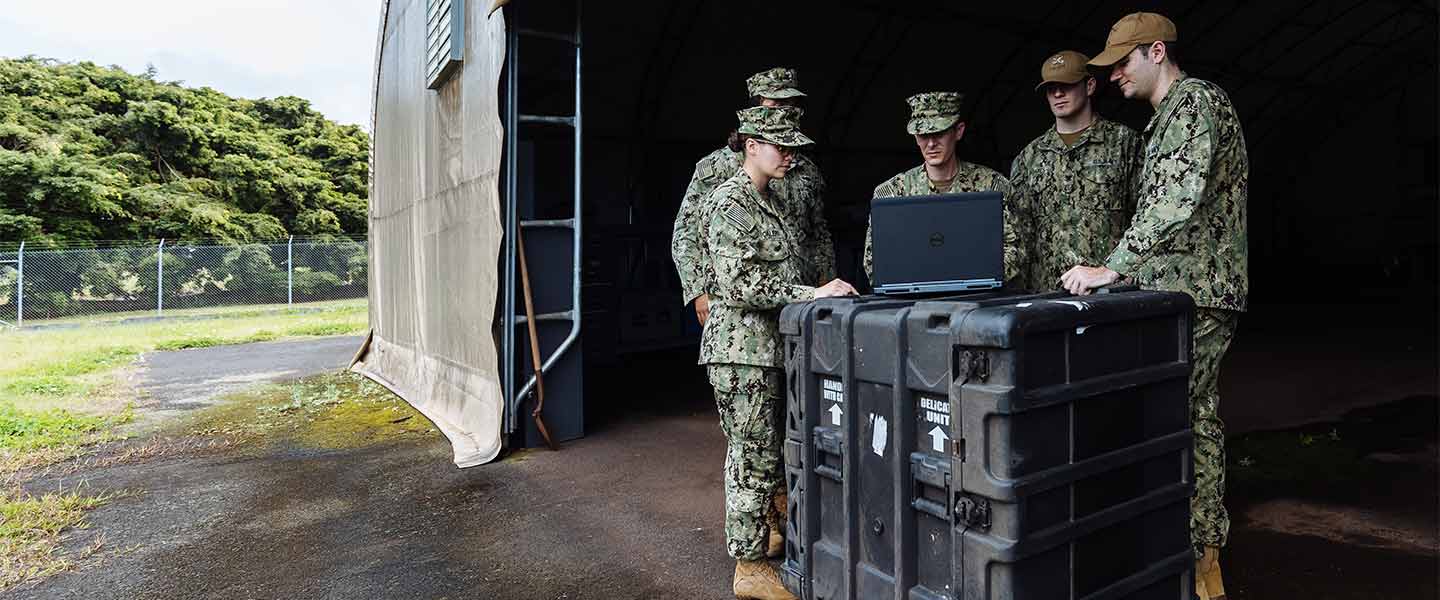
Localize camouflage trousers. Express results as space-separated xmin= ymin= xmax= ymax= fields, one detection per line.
xmin=708 ymin=364 xmax=784 ymax=561
xmin=1191 ymin=307 xmax=1239 ymax=555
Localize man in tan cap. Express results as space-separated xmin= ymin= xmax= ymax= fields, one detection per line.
xmin=1008 ymin=50 xmax=1142 ymax=292
xmin=671 ymin=68 xmax=833 ymax=328
xmin=863 ymin=92 xmax=1024 ymax=284
xmin=1066 ymin=13 xmax=1249 ymax=600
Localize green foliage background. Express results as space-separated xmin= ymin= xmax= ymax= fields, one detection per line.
xmin=0 ymin=57 xmax=369 ymax=246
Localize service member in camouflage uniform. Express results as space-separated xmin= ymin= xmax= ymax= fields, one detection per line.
xmin=1009 ymin=50 xmax=1142 ymax=292
xmin=703 ymin=106 xmax=857 ymax=600
xmin=1069 ymin=13 xmax=1248 ymax=600
xmin=862 ymin=92 xmax=1025 ymax=286
xmin=671 ymin=68 xmax=834 ymax=326
xmin=670 ymin=68 xmax=831 ymax=564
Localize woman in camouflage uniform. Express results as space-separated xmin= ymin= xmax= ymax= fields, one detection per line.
xmin=702 ymin=105 xmax=856 ymax=600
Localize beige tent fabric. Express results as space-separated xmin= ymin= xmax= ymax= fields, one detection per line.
xmin=354 ymin=0 xmax=508 ymax=467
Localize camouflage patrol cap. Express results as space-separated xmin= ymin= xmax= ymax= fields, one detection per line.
xmin=1089 ymin=12 xmax=1178 ymax=67
xmin=1036 ymin=50 xmax=1092 ymax=90
xmin=736 ymin=105 xmax=814 ymax=147
xmin=746 ymin=67 xmax=806 ymax=100
xmin=905 ymin=92 xmax=963 ymax=135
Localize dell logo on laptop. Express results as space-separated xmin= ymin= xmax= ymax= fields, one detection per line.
xmin=929 ymin=232 xmax=945 ymax=247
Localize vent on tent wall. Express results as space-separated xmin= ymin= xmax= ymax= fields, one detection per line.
xmin=426 ymin=0 xmax=465 ymax=89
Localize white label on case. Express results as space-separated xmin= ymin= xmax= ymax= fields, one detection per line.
xmin=871 ymin=415 xmax=888 ymax=457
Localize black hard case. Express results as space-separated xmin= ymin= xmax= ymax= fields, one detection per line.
xmin=778 ymin=290 xmax=1196 ymax=600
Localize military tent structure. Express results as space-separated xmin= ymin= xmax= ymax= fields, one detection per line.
xmin=353 ymin=0 xmax=1438 ymax=466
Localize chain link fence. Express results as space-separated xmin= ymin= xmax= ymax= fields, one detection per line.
xmin=0 ymin=236 xmax=368 ymax=326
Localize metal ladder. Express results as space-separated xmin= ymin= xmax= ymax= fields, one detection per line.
xmin=501 ymin=6 xmax=583 ymax=437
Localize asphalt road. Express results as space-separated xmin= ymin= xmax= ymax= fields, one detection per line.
xmin=133 ymin=335 xmax=364 ymax=422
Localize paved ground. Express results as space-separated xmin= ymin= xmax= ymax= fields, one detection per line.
xmin=133 ymin=335 xmax=364 ymax=423
xmin=1219 ymin=302 xmax=1437 ymax=434
xmin=11 ymin=311 xmax=1439 ymax=599
xmin=18 ymin=411 xmax=734 ymax=599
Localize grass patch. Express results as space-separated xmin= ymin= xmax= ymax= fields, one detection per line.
xmin=243 ymin=330 xmax=279 ymax=343
xmin=283 ymin=322 xmax=356 ymax=337
xmin=0 ymin=486 xmax=108 ymax=590
xmin=0 ymin=377 xmax=80 ymax=398
xmin=153 ymin=336 xmax=226 ymax=351
xmin=0 ymin=407 xmax=110 ymax=451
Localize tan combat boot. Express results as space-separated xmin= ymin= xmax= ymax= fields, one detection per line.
xmin=1194 ymin=546 xmax=1227 ymax=600
xmin=765 ymin=511 xmax=784 ymax=558
xmin=734 ymin=559 xmax=798 ymax=600
xmin=765 ymin=492 xmax=788 ymax=558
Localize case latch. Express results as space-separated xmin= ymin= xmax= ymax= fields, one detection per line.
xmin=955 ymin=349 xmax=990 ymax=383
xmin=955 ymin=493 xmax=992 ymax=531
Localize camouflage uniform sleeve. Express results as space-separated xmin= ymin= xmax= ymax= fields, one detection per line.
xmin=996 ymin=174 xmax=1028 ymax=288
xmin=863 ymin=178 xmax=901 ymax=285
xmin=807 ymin=166 xmax=836 ymax=284
xmin=670 ymin=154 xmax=723 ymax=305
xmin=1006 ymin=153 xmax=1034 ymax=289
xmin=1120 ymin=125 xmax=1143 ymax=218
xmin=708 ymin=196 xmax=816 ymax=309
xmin=1105 ymin=96 xmax=1214 ymax=277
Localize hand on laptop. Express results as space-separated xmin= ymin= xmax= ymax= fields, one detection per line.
xmin=814 ymin=279 xmax=859 ymax=299
xmin=1059 ymin=265 xmax=1119 ymax=296
xmin=694 ymin=294 xmax=711 ymax=325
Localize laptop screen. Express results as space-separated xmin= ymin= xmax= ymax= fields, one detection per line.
xmin=871 ymin=192 xmax=1003 ymax=291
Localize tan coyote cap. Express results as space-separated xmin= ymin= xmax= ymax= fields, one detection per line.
xmin=1088 ymin=12 xmax=1178 ymax=67
xmin=1036 ymin=50 xmax=1091 ymax=90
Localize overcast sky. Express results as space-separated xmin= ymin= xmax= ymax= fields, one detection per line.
xmin=0 ymin=0 xmax=381 ymax=128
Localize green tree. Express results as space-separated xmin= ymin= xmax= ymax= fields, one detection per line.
xmin=0 ymin=57 xmax=370 ymax=245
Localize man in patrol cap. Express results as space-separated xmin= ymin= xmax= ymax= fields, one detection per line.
xmin=702 ymin=105 xmax=856 ymax=600
xmin=671 ymin=68 xmax=834 ymax=327
xmin=863 ymin=92 xmax=1024 ymax=285
xmin=1065 ymin=13 xmax=1249 ymax=599
xmin=669 ymin=67 xmax=831 ymax=564
xmin=1009 ymin=50 xmax=1141 ymax=292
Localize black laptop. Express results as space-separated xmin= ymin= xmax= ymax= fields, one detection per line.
xmin=870 ymin=192 xmax=1004 ymax=295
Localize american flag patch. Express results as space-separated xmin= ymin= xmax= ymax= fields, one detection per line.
xmin=722 ymin=202 xmax=756 ymax=232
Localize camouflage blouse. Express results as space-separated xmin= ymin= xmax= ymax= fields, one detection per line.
xmin=1104 ymin=76 xmax=1249 ymax=311
xmin=671 ymin=148 xmax=831 ymax=307
xmin=1009 ymin=117 xmax=1142 ymax=291
xmin=700 ymin=171 xmax=816 ymax=367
